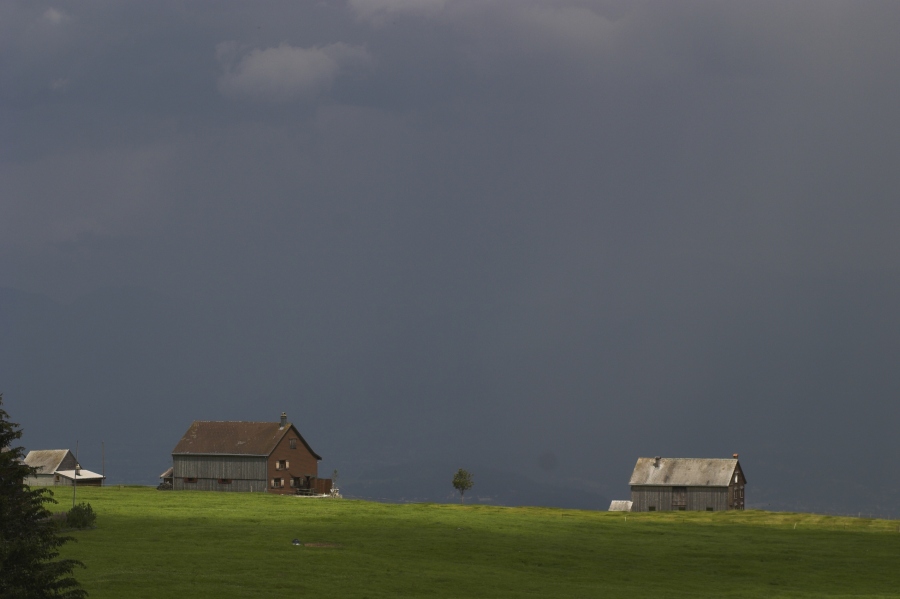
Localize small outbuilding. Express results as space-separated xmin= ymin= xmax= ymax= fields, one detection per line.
xmin=55 ymin=468 xmax=106 ymax=486
xmin=629 ymin=455 xmax=746 ymax=512
xmin=23 ymin=449 xmax=105 ymax=487
xmin=608 ymin=500 xmax=633 ymax=512
xmin=158 ymin=467 xmax=174 ymax=490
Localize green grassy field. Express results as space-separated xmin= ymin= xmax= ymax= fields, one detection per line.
xmin=53 ymin=487 xmax=900 ymax=598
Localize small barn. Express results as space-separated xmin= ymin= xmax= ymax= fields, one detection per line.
xmin=55 ymin=468 xmax=106 ymax=486
xmin=158 ymin=467 xmax=174 ymax=490
xmin=23 ymin=449 xmax=105 ymax=487
xmin=170 ymin=412 xmax=330 ymax=495
xmin=629 ymin=455 xmax=746 ymax=512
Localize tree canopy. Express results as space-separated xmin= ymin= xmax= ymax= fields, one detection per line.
xmin=452 ymin=468 xmax=473 ymax=503
xmin=0 ymin=394 xmax=86 ymax=599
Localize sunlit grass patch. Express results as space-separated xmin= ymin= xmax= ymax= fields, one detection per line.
xmin=59 ymin=487 xmax=900 ymax=599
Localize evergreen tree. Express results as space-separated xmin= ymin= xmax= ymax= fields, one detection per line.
xmin=0 ymin=394 xmax=86 ymax=598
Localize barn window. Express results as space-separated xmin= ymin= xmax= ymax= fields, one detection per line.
xmin=218 ymin=478 xmax=232 ymax=485
xmin=289 ymin=439 xmax=297 ymax=449
xmin=706 ymin=507 xmax=714 ymax=511
xmin=648 ymin=506 xmax=656 ymax=511
xmin=183 ymin=477 xmax=197 ymax=483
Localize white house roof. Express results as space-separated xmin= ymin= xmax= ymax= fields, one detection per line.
xmin=629 ymin=457 xmax=741 ymax=487
xmin=55 ymin=469 xmax=105 ymax=482
xmin=23 ymin=449 xmax=75 ymax=474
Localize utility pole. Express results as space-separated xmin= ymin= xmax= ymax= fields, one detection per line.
xmin=72 ymin=462 xmax=81 ymax=508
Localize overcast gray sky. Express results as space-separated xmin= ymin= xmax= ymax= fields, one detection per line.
xmin=2 ymin=0 xmax=899 ymax=514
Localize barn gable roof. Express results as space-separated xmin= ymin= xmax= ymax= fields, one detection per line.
xmin=171 ymin=421 xmax=321 ymax=460
xmin=629 ymin=457 xmax=742 ymax=487
xmin=23 ymin=449 xmax=76 ymax=474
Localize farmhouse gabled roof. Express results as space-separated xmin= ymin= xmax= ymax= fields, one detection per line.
xmin=23 ymin=449 xmax=76 ymax=474
xmin=629 ymin=457 xmax=741 ymax=487
xmin=172 ymin=421 xmax=321 ymax=459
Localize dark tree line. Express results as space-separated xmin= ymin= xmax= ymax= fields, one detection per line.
xmin=0 ymin=394 xmax=86 ymax=598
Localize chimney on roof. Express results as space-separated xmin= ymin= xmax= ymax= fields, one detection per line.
xmin=732 ymin=453 xmax=739 ymax=459
xmin=654 ymin=456 xmax=661 ymax=467
xmin=280 ymin=412 xmax=287 ymax=429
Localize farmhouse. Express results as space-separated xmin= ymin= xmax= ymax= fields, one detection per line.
xmin=23 ymin=449 xmax=106 ymax=487
xmin=170 ymin=412 xmax=330 ymax=494
xmin=629 ymin=455 xmax=745 ymax=512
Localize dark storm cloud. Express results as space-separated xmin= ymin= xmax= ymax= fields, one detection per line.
xmin=2 ymin=1 xmax=900 ymax=514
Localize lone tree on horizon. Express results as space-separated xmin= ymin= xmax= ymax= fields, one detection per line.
xmin=0 ymin=394 xmax=86 ymax=599
xmin=452 ymin=468 xmax=473 ymax=503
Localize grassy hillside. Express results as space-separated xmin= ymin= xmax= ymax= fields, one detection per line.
xmin=55 ymin=487 xmax=900 ymax=598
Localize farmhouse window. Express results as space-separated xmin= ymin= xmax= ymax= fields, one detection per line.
xmin=276 ymin=460 xmax=287 ymax=470
xmin=272 ymin=478 xmax=283 ymax=488
xmin=184 ymin=477 xmax=197 ymax=483
xmin=289 ymin=439 xmax=297 ymax=449
xmin=218 ymin=478 xmax=232 ymax=485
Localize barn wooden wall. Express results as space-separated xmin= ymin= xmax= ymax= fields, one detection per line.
xmin=172 ymin=455 xmax=267 ymax=492
xmin=630 ymin=486 xmax=728 ymax=512
xmin=173 ymin=478 xmax=267 ymax=492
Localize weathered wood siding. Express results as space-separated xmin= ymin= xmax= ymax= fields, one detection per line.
xmin=686 ymin=487 xmax=728 ymax=511
xmin=172 ymin=455 xmax=267 ymax=492
xmin=631 ymin=486 xmax=671 ymax=511
xmin=631 ymin=486 xmax=728 ymax=512
xmin=174 ymin=478 xmax=268 ymax=492
xmin=27 ymin=475 xmax=102 ymax=487
xmin=24 ymin=474 xmax=58 ymax=486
